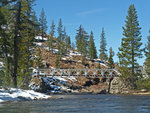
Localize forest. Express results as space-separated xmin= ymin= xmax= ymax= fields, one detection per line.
xmin=0 ymin=0 xmax=150 ymax=91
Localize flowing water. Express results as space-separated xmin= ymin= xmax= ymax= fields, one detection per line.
xmin=0 ymin=94 xmax=150 ymax=113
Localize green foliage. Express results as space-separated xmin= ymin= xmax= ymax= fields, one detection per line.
xmin=57 ymin=18 xmax=66 ymax=59
xmin=136 ymin=78 xmax=150 ymax=90
xmin=0 ymin=0 xmax=39 ymax=88
xmin=99 ymin=28 xmax=108 ymax=61
xmin=48 ymin=20 xmax=55 ymax=53
xmin=108 ymin=47 xmax=114 ymax=68
xmin=75 ymin=25 xmax=89 ymax=56
xmin=66 ymin=36 xmax=71 ymax=48
xmin=35 ymin=48 xmax=43 ymax=69
xmin=88 ymin=31 xmax=97 ymax=60
xmin=65 ymin=36 xmax=71 ymax=53
xmin=144 ymin=31 xmax=150 ymax=76
xmin=118 ymin=4 xmax=143 ymax=76
xmin=57 ymin=18 xmax=63 ymax=41
xmin=39 ymin=8 xmax=47 ymax=38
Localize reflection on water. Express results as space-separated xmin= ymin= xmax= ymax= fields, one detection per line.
xmin=0 ymin=94 xmax=150 ymax=113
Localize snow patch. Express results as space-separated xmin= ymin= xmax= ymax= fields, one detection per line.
xmin=35 ymin=42 xmax=43 ymax=47
xmin=0 ymin=88 xmax=51 ymax=103
xmin=69 ymin=50 xmax=81 ymax=56
xmin=35 ymin=36 xmax=47 ymax=41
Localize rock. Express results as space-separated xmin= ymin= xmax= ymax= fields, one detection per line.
xmin=98 ymin=88 xmax=107 ymax=94
xmin=18 ymin=96 xmax=29 ymax=101
xmin=110 ymin=77 xmax=130 ymax=94
xmin=141 ymin=89 xmax=148 ymax=92
xmin=29 ymin=76 xmax=51 ymax=93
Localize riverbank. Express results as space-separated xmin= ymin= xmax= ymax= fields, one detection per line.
xmin=132 ymin=91 xmax=150 ymax=96
xmin=0 ymin=88 xmax=51 ymax=103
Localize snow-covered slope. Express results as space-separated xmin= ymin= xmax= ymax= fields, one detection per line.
xmin=0 ymin=88 xmax=51 ymax=103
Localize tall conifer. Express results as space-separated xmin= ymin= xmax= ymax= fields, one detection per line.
xmin=144 ymin=31 xmax=150 ymax=76
xmin=39 ymin=8 xmax=47 ymax=39
xmin=75 ymin=25 xmax=88 ymax=56
xmin=118 ymin=4 xmax=143 ymax=76
xmin=88 ymin=31 xmax=97 ymax=60
xmin=108 ymin=47 xmax=114 ymax=68
xmin=99 ymin=28 xmax=108 ymax=61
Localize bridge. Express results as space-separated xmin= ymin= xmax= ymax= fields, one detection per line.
xmin=36 ymin=69 xmax=121 ymax=78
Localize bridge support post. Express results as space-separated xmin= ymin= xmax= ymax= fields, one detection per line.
xmin=107 ymin=77 xmax=113 ymax=93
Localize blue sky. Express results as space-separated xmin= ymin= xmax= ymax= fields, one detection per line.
xmin=34 ymin=0 xmax=150 ymax=65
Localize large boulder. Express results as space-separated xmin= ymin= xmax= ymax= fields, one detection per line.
xmin=29 ymin=76 xmax=52 ymax=92
xmin=110 ymin=77 xmax=130 ymax=94
xmin=29 ymin=76 xmax=73 ymax=93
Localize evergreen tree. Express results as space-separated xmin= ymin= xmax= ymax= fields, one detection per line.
xmin=144 ymin=31 xmax=150 ymax=76
xmin=0 ymin=0 xmax=37 ymax=87
xmin=31 ymin=11 xmax=40 ymax=36
xmin=17 ymin=0 xmax=37 ymax=88
xmin=12 ymin=0 xmax=22 ymax=87
xmin=118 ymin=4 xmax=143 ymax=76
xmin=35 ymin=48 xmax=43 ymax=69
xmin=88 ymin=31 xmax=97 ymax=60
xmin=39 ymin=8 xmax=47 ymax=39
xmin=71 ymin=42 xmax=75 ymax=49
xmin=75 ymin=25 xmax=88 ymax=56
xmin=99 ymin=27 xmax=108 ymax=61
xmin=47 ymin=20 xmax=55 ymax=65
xmin=0 ymin=0 xmax=17 ymax=87
xmin=108 ymin=47 xmax=115 ymax=68
xmin=62 ymin=27 xmax=68 ymax=55
xmin=66 ymin=36 xmax=71 ymax=48
xmin=48 ymin=20 xmax=55 ymax=52
xmin=57 ymin=18 xmax=63 ymax=41
xmin=57 ymin=18 xmax=63 ymax=59
xmin=65 ymin=36 xmax=71 ymax=52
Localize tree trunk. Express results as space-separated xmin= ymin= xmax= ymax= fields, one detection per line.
xmin=13 ymin=0 xmax=21 ymax=88
xmin=131 ymin=40 xmax=134 ymax=75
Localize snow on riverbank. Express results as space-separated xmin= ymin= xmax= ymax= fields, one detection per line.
xmin=0 ymin=88 xmax=51 ymax=103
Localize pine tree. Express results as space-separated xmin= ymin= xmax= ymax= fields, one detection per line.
xmin=66 ymin=36 xmax=71 ymax=48
xmin=108 ymin=47 xmax=115 ymax=68
xmin=17 ymin=0 xmax=37 ymax=88
xmin=0 ymin=0 xmax=38 ymax=87
xmin=88 ymin=31 xmax=97 ymax=60
xmin=75 ymin=25 xmax=88 ymax=56
xmin=39 ymin=8 xmax=47 ymax=39
xmin=118 ymin=4 xmax=143 ymax=76
xmin=99 ymin=27 xmax=108 ymax=61
xmin=62 ymin=27 xmax=68 ymax=55
xmin=0 ymin=0 xmax=17 ymax=87
xmin=57 ymin=18 xmax=63 ymax=58
xmin=71 ymin=42 xmax=75 ymax=49
xmin=144 ymin=31 xmax=150 ymax=76
xmin=12 ymin=0 xmax=22 ymax=87
xmin=65 ymin=36 xmax=71 ymax=53
xmin=57 ymin=18 xmax=63 ymax=41
xmin=35 ymin=48 xmax=43 ymax=75
xmin=31 ymin=11 xmax=40 ymax=36
xmin=48 ymin=20 xmax=55 ymax=52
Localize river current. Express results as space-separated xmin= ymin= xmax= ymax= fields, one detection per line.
xmin=0 ymin=94 xmax=150 ymax=113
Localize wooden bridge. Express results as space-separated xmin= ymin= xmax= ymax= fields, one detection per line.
xmin=37 ymin=69 xmax=121 ymax=78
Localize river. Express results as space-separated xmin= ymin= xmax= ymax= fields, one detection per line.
xmin=0 ymin=94 xmax=150 ymax=113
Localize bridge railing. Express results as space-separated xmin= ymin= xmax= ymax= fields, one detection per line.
xmin=35 ymin=68 xmax=121 ymax=78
